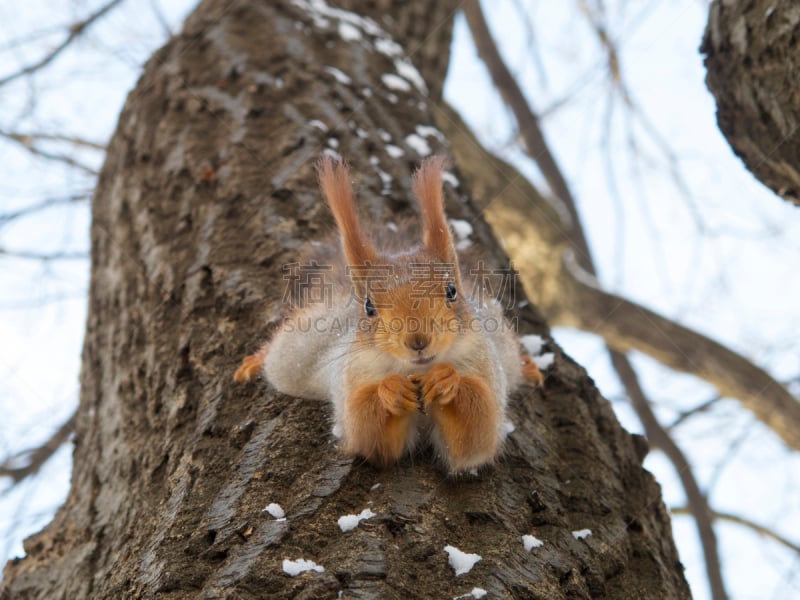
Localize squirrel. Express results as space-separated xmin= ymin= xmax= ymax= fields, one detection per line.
xmin=235 ymin=156 xmax=543 ymax=473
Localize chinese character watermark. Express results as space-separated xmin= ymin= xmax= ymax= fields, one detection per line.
xmin=280 ymin=260 xmax=518 ymax=311
xmin=345 ymin=264 xmax=395 ymax=307
xmin=468 ymin=261 xmax=518 ymax=309
xmin=282 ymin=261 xmax=333 ymax=308
xmin=409 ymin=262 xmax=455 ymax=309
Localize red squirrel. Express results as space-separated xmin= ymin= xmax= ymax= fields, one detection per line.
xmin=235 ymin=156 xmax=542 ymax=473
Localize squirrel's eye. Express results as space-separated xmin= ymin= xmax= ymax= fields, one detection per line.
xmin=446 ymin=282 xmax=458 ymax=302
xmin=364 ymin=297 xmax=378 ymax=317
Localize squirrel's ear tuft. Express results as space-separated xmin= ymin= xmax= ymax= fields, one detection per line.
xmin=317 ymin=156 xmax=378 ymax=268
xmin=413 ymin=155 xmax=455 ymax=262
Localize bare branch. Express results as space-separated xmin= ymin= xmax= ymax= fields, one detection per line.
xmin=560 ymin=269 xmax=800 ymax=452
xmin=705 ymin=420 xmax=753 ymax=499
xmin=0 ymin=24 xmax=66 ymax=53
xmin=148 ymin=0 xmax=174 ymax=38
xmin=0 ymin=192 xmax=91 ymax=228
xmin=0 ymin=0 xmax=125 ymax=88
xmin=0 ymin=413 xmax=76 ymax=486
xmin=462 ymin=0 xmax=593 ymax=272
xmin=0 ymin=131 xmax=106 ymax=151
xmin=577 ymin=0 xmax=708 ymax=234
xmin=510 ymin=0 xmax=548 ymax=88
xmin=461 ymin=4 xmax=730 ymax=597
xmin=0 ymin=248 xmax=88 ymax=261
xmin=671 ymin=506 xmax=800 ymax=556
xmin=0 ymin=130 xmax=100 ymax=175
xmin=610 ymin=351 xmax=728 ymax=600
xmin=460 ymin=0 xmax=800 ymax=452
xmin=577 ymin=0 xmax=622 ymax=84
xmin=667 ymin=396 xmax=721 ymax=430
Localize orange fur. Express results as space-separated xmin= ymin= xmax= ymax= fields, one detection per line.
xmin=317 ymin=156 xmax=378 ymax=271
xmin=413 ymin=156 xmax=457 ymax=268
xmin=421 ymin=363 xmax=500 ymax=470
xmin=234 ymin=343 xmax=270 ymax=382
xmin=358 ymin=280 xmax=462 ymax=366
xmin=234 ymin=156 xmax=536 ymax=473
xmin=343 ymin=376 xmax=418 ymax=465
xmin=521 ymin=354 xmax=544 ymax=385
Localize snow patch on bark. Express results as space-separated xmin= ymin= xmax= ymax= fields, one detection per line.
xmin=523 ymin=534 xmax=544 ymax=551
xmin=338 ymin=21 xmax=361 ymax=41
xmin=444 ymin=545 xmax=482 ymax=575
xmin=405 ymin=133 xmax=431 ymax=156
xmin=453 ymin=588 xmax=488 ymax=599
xmin=282 ymin=558 xmax=324 ymax=576
xmin=572 ymin=529 xmax=592 ymax=540
xmin=323 ymin=66 xmax=351 ymax=85
xmin=382 ymin=73 xmax=411 ymax=92
xmin=442 ymin=171 xmax=459 ymax=188
xmin=386 ymin=144 xmax=404 ymax=158
xmin=294 ymin=0 xmax=427 ymax=93
xmin=263 ymin=503 xmax=285 ymax=519
xmin=533 ymin=353 xmax=555 ymax=370
xmin=338 ymin=508 xmax=376 ymax=532
xmin=449 ymin=219 xmax=473 ymax=241
xmin=520 ymin=335 xmax=555 ymax=370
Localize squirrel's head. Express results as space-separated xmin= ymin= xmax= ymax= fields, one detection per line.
xmin=318 ymin=155 xmax=466 ymax=368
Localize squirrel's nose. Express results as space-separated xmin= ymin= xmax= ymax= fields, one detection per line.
xmin=406 ymin=334 xmax=430 ymax=352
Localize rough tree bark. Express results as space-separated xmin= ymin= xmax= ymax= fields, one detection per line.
xmin=1 ymin=1 xmax=690 ymax=598
xmin=702 ymin=0 xmax=800 ymax=206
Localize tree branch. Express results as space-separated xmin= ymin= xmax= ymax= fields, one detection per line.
xmin=667 ymin=396 xmax=721 ymax=431
xmin=0 ymin=413 xmax=76 ymax=486
xmin=560 ymin=269 xmax=800 ymax=451
xmin=610 ymin=352 xmax=727 ymax=600
xmin=0 ymin=0 xmax=125 ymax=88
xmin=0 ymin=130 xmax=100 ymax=175
xmin=671 ymin=506 xmax=800 ymax=556
xmin=461 ymin=3 xmax=730 ymax=598
xmin=462 ymin=0 xmax=592 ymax=271
xmin=0 ymin=248 xmax=88 ymax=261
xmin=0 ymin=193 xmax=91 ymax=228
xmin=0 ymin=131 xmax=106 ymax=151
xmin=457 ymin=0 xmax=800 ymax=451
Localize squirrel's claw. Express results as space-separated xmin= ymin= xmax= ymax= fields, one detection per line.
xmin=378 ymin=374 xmax=419 ymax=416
xmin=421 ymin=363 xmax=460 ymax=407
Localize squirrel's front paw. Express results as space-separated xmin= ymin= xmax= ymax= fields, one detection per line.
xmin=377 ymin=374 xmax=420 ymax=416
xmin=421 ymin=363 xmax=460 ymax=407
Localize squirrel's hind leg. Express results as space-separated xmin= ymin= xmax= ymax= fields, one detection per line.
xmin=342 ymin=375 xmax=418 ymax=466
xmin=421 ymin=364 xmax=502 ymax=473
xmin=234 ymin=342 xmax=270 ymax=383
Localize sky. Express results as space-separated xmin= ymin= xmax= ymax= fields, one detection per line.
xmin=1 ymin=1 xmax=799 ymax=598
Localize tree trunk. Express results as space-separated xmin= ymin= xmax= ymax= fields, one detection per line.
xmin=1 ymin=1 xmax=690 ymax=598
xmin=702 ymin=0 xmax=800 ymax=206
